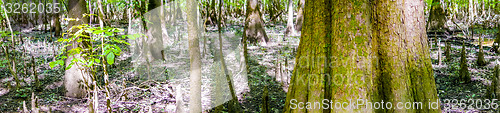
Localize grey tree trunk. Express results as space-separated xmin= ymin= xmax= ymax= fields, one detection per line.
xmin=295 ymin=0 xmax=304 ymax=32
xmin=244 ymin=0 xmax=269 ymax=45
xmin=147 ymin=0 xmax=165 ymax=61
xmin=187 ymin=0 xmax=202 ymax=112
xmin=284 ymin=0 xmax=297 ymax=36
xmin=65 ymin=0 xmax=90 ymax=99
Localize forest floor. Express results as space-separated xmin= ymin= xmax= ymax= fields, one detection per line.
xmin=1 ymin=23 xmax=499 ymax=112
xmin=431 ymin=29 xmax=500 ymax=113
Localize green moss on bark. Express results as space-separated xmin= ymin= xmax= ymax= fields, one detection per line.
xmin=285 ymin=0 xmax=440 ymax=113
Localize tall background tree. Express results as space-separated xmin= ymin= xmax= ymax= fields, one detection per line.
xmin=51 ymin=0 xmax=62 ymax=37
xmin=244 ymin=0 xmax=269 ymax=45
xmin=284 ymin=0 xmax=440 ymax=112
xmin=294 ymin=0 xmax=304 ymax=32
xmin=284 ymin=0 xmax=297 ymax=36
xmin=427 ymin=0 xmax=447 ymax=31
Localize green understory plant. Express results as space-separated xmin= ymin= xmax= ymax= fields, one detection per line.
xmin=49 ymin=21 xmax=132 ymax=112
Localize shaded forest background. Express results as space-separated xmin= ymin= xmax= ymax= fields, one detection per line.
xmin=0 ymin=0 xmax=499 ymax=112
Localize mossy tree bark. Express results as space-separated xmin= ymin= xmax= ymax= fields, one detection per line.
xmin=427 ymin=0 xmax=447 ymax=31
xmin=284 ymin=0 xmax=440 ymax=112
xmin=244 ymin=0 xmax=269 ymax=45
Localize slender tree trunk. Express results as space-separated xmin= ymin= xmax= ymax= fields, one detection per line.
xmin=216 ymin=0 xmax=242 ymax=112
xmin=460 ymin=41 xmax=471 ymax=83
xmin=294 ymin=0 xmax=304 ymax=32
xmin=97 ymin=0 xmax=105 ymax=29
xmin=51 ymin=0 xmax=61 ymax=37
xmin=284 ymin=0 xmax=296 ymax=36
xmin=31 ymin=56 xmax=39 ymax=89
xmin=477 ymin=32 xmax=486 ymax=66
xmin=284 ymin=0 xmax=440 ymax=112
xmin=187 ymin=0 xmax=202 ymax=112
xmin=97 ymin=0 xmax=112 ymax=112
xmin=127 ymin=0 xmax=132 ymax=34
xmin=1 ymin=9 xmax=19 ymax=89
xmin=493 ymin=65 xmax=500 ymax=100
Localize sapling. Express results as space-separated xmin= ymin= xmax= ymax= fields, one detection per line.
xmin=50 ymin=23 xmax=129 ymax=112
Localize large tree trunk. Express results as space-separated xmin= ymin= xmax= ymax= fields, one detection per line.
xmin=187 ymin=0 xmax=202 ymax=112
xmin=284 ymin=0 xmax=440 ymax=112
xmin=244 ymin=0 xmax=269 ymax=45
xmin=427 ymin=0 xmax=447 ymax=31
xmin=65 ymin=0 xmax=90 ymax=98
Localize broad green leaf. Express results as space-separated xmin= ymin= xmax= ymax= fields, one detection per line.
xmin=95 ymin=59 xmax=101 ymax=63
xmin=88 ymin=60 xmax=94 ymax=67
xmin=65 ymin=62 xmax=74 ymax=70
xmin=85 ymin=29 xmax=93 ymax=33
xmin=112 ymin=48 xmax=119 ymax=54
xmin=107 ymin=53 xmax=115 ymax=65
xmin=49 ymin=61 xmax=58 ymax=69
xmin=112 ymin=45 xmax=122 ymax=54
xmin=57 ymin=60 xmax=64 ymax=65
xmin=105 ymin=32 xmax=113 ymax=36
xmin=94 ymin=30 xmax=105 ymax=34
